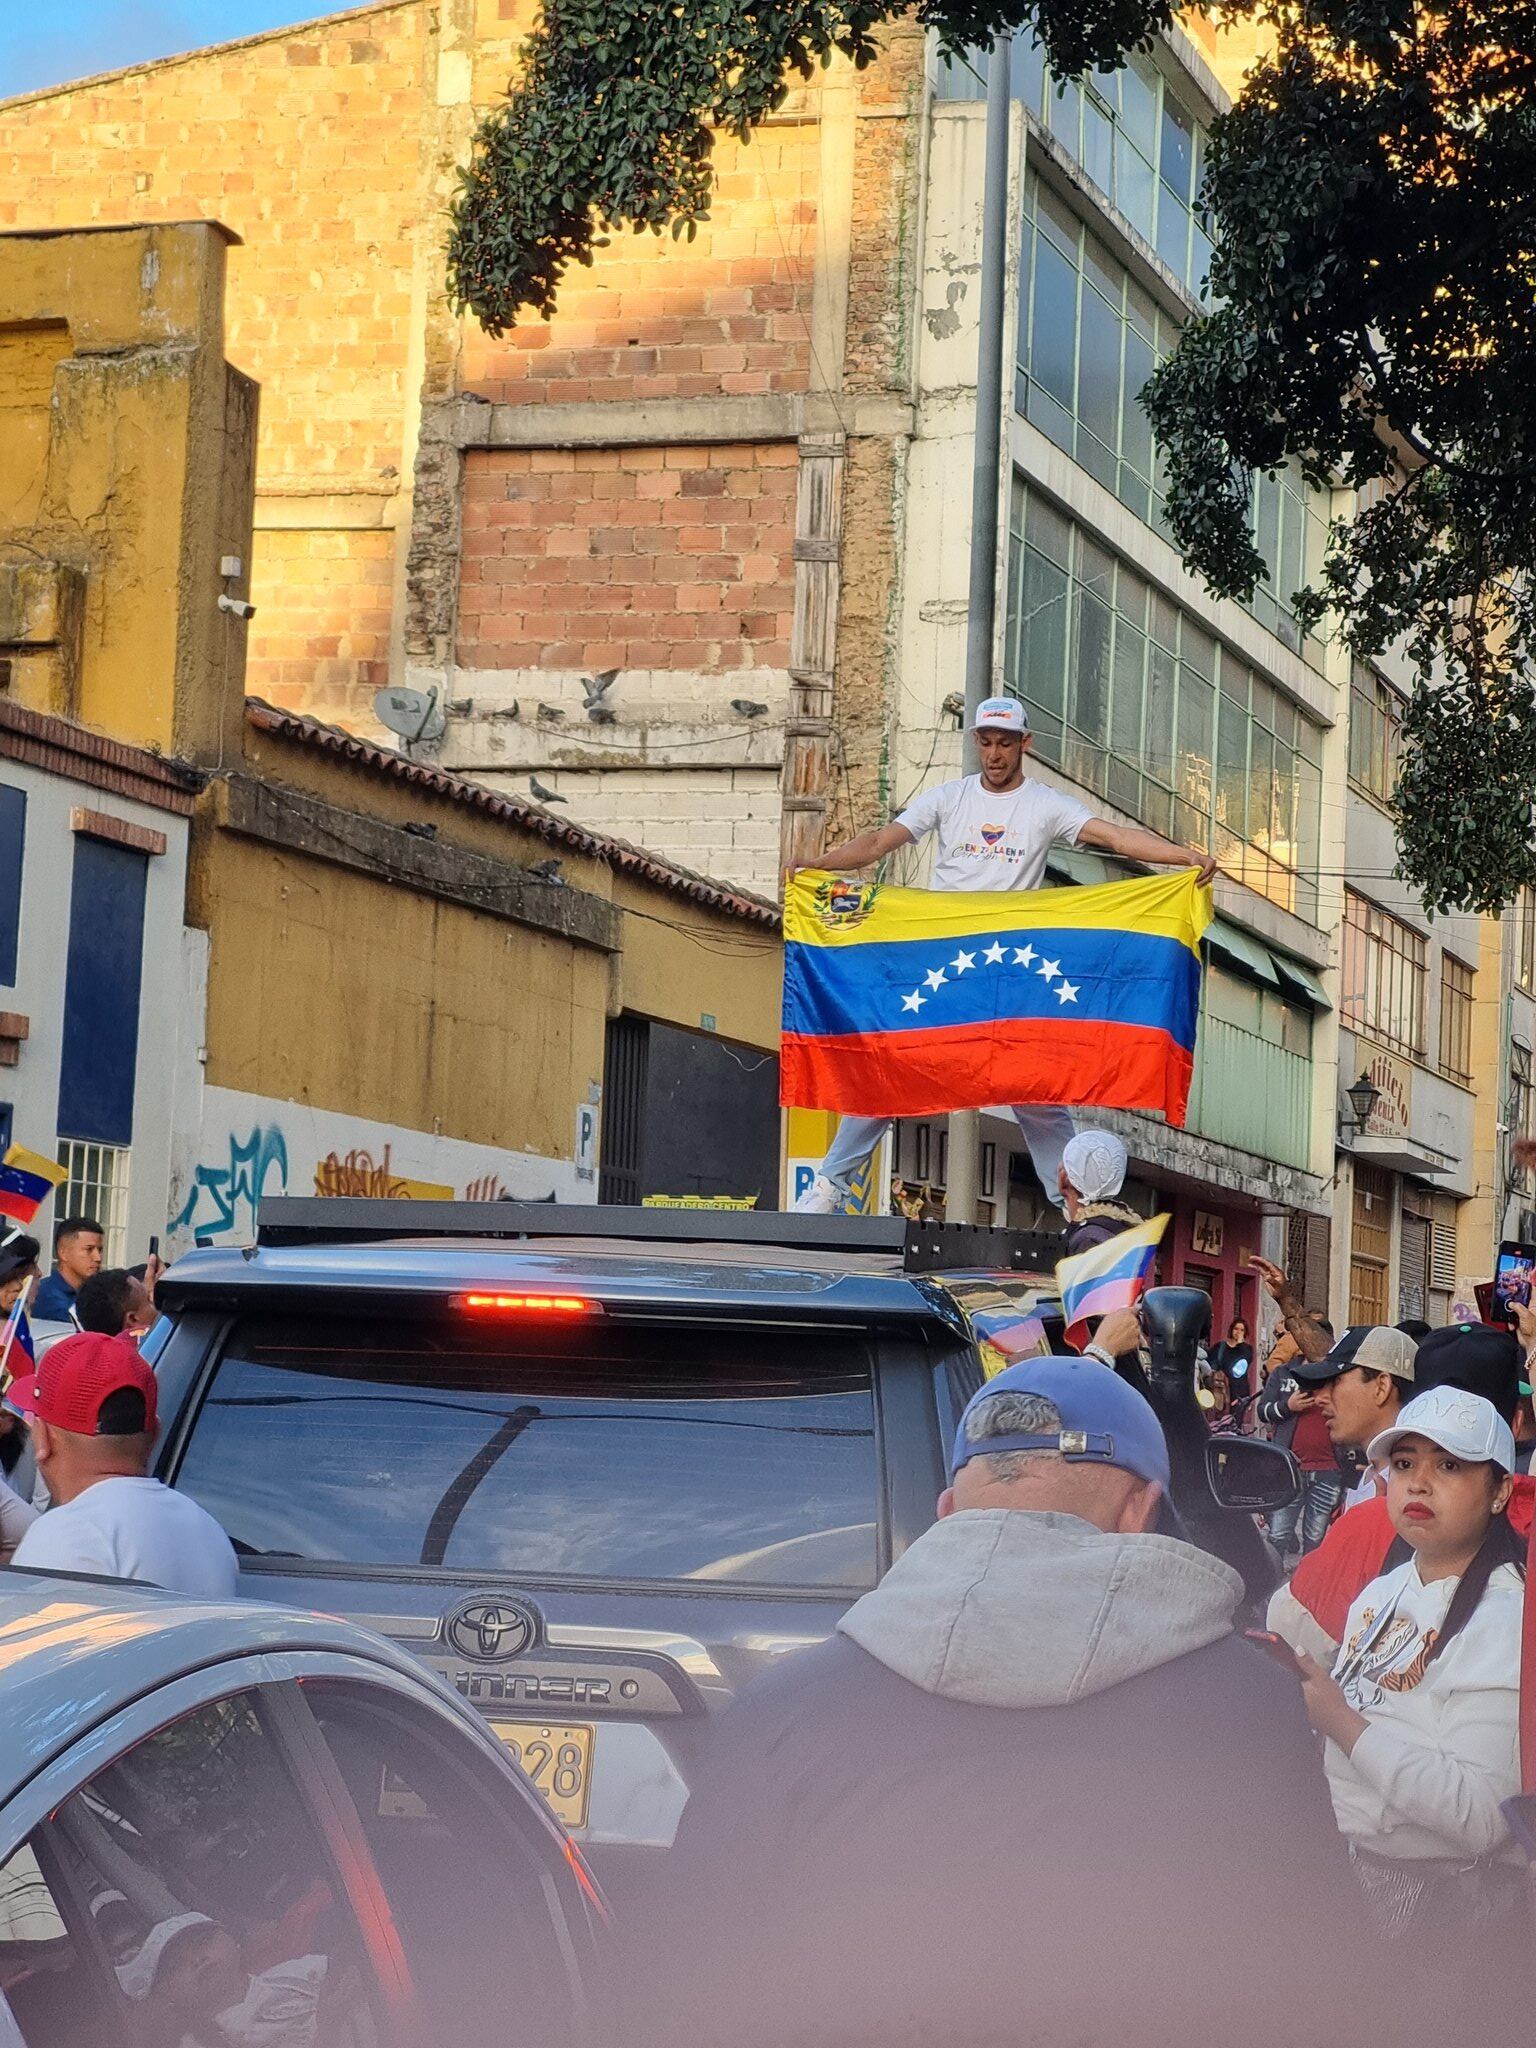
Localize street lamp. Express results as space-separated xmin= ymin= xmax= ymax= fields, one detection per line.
xmin=1342 ymin=1072 xmax=1382 ymax=1137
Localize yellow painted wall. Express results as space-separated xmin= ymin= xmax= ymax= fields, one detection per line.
xmin=0 ymin=220 xmax=254 ymax=764
xmin=610 ymin=872 xmax=782 ymax=1050
xmin=192 ymin=797 xmax=612 ymax=1160
xmin=1462 ymin=911 xmax=1509 ymax=1278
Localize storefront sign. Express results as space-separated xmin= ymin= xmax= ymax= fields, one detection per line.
xmin=1191 ymin=1210 xmax=1225 ymax=1257
xmin=1358 ymin=1044 xmax=1413 ymax=1142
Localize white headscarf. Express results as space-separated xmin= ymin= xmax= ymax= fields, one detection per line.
xmin=1061 ymin=1130 xmax=1128 ymax=1203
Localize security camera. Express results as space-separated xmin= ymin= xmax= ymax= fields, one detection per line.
xmin=218 ymin=594 xmax=257 ymax=620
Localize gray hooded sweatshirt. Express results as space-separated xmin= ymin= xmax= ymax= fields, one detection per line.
xmin=837 ymin=1506 xmax=1245 ymax=1706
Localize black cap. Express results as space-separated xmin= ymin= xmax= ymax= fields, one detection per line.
xmin=1413 ymin=1324 xmax=1521 ymax=1424
xmin=1291 ymin=1324 xmax=1418 ymax=1386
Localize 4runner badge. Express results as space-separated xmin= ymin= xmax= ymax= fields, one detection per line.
xmin=443 ymin=1595 xmax=538 ymax=1662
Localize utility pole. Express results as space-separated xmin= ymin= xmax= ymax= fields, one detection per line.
xmin=946 ymin=30 xmax=1012 ymax=1225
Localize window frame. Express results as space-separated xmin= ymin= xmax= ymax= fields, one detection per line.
xmin=1005 ymin=475 xmax=1324 ymax=917
xmin=1438 ymin=951 xmax=1475 ymax=1087
xmin=1347 ymin=664 xmax=1404 ymax=807
xmin=1341 ymin=890 xmax=1429 ymax=1060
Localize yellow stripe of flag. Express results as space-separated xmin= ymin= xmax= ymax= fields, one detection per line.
xmin=786 ymin=868 xmax=1211 ymax=959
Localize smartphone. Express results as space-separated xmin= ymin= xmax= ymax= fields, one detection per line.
xmin=1244 ymin=1629 xmax=1303 ymax=1674
xmin=148 ymin=1235 xmax=160 ymax=1260
xmin=1502 ymin=1793 xmax=1536 ymax=1864
xmin=1490 ymin=1241 xmax=1536 ymax=1326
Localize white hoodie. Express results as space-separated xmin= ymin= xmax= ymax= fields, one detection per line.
xmin=1325 ymin=1556 xmax=1524 ymax=1863
xmin=838 ymin=1507 xmax=1244 ymax=1706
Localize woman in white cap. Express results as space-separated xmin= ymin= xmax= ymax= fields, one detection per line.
xmin=1295 ymin=1385 xmax=1528 ymax=1983
xmin=1058 ymin=1129 xmax=1138 ymax=1257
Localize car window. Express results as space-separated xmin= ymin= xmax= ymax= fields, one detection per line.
xmin=304 ymin=1684 xmax=584 ymax=2047
xmin=174 ymin=1315 xmax=881 ymax=1588
xmin=0 ymin=1691 xmax=383 ymax=2048
xmin=0 ymin=1843 xmax=111 ymax=2046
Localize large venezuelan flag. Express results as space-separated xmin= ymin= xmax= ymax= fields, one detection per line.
xmin=781 ymin=868 xmax=1211 ymax=1123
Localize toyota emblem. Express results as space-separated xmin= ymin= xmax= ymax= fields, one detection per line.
xmin=443 ymin=1596 xmax=537 ymax=1661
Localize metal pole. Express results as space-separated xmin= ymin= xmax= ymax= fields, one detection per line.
xmin=947 ymin=29 xmax=1012 ymax=1226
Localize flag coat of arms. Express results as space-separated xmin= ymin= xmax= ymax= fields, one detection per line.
xmin=781 ymin=869 xmax=1212 ymax=1123
xmin=1056 ymin=1213 xmax=1169 ymax=1351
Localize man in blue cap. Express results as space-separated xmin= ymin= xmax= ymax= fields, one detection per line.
xmin=636 ymin=1358 xmax=1360 ymax=2048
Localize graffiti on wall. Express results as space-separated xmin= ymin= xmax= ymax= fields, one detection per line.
xmin=172 ymin=1110 xmax=556 ymax=1243
xmin=170 ymin=1125 xmax=291 ymax=1242
xmin=313 ymin=1148 xmax=452 ymax=1200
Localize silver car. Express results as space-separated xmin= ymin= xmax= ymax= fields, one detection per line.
xmin=0 ymin=1572 xmax=605 ymax=2047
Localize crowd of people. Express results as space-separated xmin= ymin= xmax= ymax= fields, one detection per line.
xmin=0 ymin=1172 xmax=1531 ymax=2043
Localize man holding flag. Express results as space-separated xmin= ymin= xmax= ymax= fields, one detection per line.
xmin=787 ymin=697 xmax=1216 ymax=1212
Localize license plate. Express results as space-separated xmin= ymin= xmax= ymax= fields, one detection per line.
xmin=491 ymin=1720 xmax=594 ymax=1831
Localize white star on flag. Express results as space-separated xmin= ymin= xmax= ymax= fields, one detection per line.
xmin=1056 ymin=980 xmax=1080 ymax=1005
xmin=924 ymin=966 xmax=948 ymax=993
xmin=982 ymin=941 xmax=1006 ymax=965
xmin=1037 ymin=957 xmax=1062 ymax=981
xmin=1014 ymin=944 xmax=1036 ymax=968
xmin=950 ymin=949 xmax=976 ymax=975
xmin=901 ymin=990 xmax=926 ymax=1013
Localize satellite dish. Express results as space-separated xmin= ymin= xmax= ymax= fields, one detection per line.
xmin=373 ymin=686 xmax=445 ymax=747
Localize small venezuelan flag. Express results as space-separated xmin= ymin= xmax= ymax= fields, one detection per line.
xmin=1057 ymin=1213 xmax=1169 ymax=1352
xmin=781 ymin=868 xmax=1212 ymax=1123
xmin=0 ymin=1146 xmax=69 ymax=1229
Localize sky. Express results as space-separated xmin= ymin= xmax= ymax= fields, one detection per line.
xmin=0 ymin=1 xmax=359 ymax=97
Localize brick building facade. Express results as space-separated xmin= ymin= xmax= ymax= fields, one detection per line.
xmin=2 ymin=0 xmax=929 ymax=892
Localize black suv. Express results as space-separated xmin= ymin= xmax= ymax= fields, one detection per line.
xmin=148 ymin=1201 xmax=1290 ymax=1897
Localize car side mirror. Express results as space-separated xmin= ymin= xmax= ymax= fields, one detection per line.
xmin=1206 ymin=1435 xmax=1301 ymax=1514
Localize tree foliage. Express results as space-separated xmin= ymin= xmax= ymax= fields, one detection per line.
xmin=449 ymin=0 xmax=1536 ymax=913
xmin=1145 ymin=2 xmax=1536 ymax=913
xmin=446 ymin=3 xmax=1171 ymax=329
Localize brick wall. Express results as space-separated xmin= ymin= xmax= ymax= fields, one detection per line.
xmin=1 ymin=0 xmax=427 ymax=718
xmin=457 ymin=115 xmax=818 ymax=405
xmin=251 ymin=527 xmax=397 ymax=709
xmin=457 ymin=444 xmax=797 ymax=673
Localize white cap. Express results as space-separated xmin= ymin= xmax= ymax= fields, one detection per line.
xmin=1366 ymin=1385 xmax=1517 ymax=1474
xmin=1061 ymin=1129 xmax=1129 ymax=1202
xmin=968 ymin=696 xmax=1030 ymax=735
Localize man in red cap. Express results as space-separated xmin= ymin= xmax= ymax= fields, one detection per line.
xmin=8 ymin=1332 xmax=237 ymax=1596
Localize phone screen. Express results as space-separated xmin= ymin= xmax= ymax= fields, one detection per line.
xmin=1492 ymin=1242 xmax=1536 ymax=1325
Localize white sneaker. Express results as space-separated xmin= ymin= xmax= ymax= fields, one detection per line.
xmin=793 ymin=1175 xmax=844 ymax=1215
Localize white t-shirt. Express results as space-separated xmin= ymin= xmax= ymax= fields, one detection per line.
xmin=12 ymin=1476 xmax=240 ymax=1598
xmin=894 ymin=774 xmax=1093 ymax=892
xmin=1323 ymin=1556 xmax=1524 ymax=1863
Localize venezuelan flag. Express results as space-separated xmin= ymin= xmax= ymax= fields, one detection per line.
xmin=0 ymin=1147 xmax=67 ymax=1228
xmin=781 ymin=868 xmax=1211 ymax=1123
xmin=1057 ymin=1213 xmax=1169 ymax=1351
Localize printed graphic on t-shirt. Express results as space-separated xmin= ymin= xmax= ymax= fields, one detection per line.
xmin=1340 ymin=1602 xmax=1438 ymax=1705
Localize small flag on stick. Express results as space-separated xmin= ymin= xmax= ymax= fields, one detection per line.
xmin=1056 ymin=1213 xmax=1169 ymax=1353
xmin=0 ymin=1147 xmax=68 ymax=1229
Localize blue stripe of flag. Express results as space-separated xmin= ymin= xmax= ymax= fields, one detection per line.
xmin=784 ymin=926 xmax=1200 ymax=1048
xmin=0 ymin=1164 xmax=52 ymax=1205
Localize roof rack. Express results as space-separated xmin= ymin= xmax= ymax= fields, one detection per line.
xmin=253 ymin=1198 xmax=1060 ymax=1275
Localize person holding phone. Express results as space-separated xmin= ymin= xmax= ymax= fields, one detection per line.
xmin=1295 ymin=1386 xmax=1528 ymax=1997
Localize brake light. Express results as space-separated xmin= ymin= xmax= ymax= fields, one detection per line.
xmin=459 ymin=1292 xmax=598 ymax=1316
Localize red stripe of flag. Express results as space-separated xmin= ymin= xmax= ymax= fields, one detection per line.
xmin=781 ymin=1018 xmax=1195 ymax=1125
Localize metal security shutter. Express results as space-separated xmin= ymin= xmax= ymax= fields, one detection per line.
xmin=1398 ymin=1213 xmax=1430 ymax=1323
xmin=598 ymin=1014 xmax=649 ymax=1205
xmin=1286 ymin=1212 xmax=1332 ymax=1313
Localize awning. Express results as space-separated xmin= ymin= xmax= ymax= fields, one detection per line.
xmin=1270 ymin=952 xmax=1331 ymax=1011
xmin=1207 ymin=919 xmax=1282 ymax=990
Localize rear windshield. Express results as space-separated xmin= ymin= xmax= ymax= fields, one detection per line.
xmin=173 ymin=1314 xmax=880 ymax=1590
